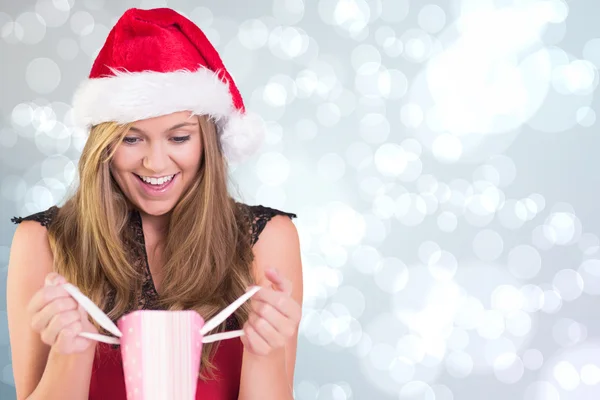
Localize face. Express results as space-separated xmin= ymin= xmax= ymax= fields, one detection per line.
xmin=110 ymin=111 xmax=203 ymax=216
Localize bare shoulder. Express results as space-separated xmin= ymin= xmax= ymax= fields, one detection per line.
xmin=9 ymin=219 xmax=54 ymax=277
xmin=251 ymin=212 xmax=302 ymax=294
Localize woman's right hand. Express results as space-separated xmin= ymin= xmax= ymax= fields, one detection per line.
xmin=27 ymin=272 xmax=98 ymax=354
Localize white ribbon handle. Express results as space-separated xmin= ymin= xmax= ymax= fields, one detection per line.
xmin=62 ymin=283 xmax=261 ymax=345
xmin=201 ymin=286 xmax=261 ymax=343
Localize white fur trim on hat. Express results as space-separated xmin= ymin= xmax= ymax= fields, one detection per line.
xmin=72 ymin=67 xmax=264 ymax=162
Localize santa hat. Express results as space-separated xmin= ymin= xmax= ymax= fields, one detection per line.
xmin=72 ymin=8 xmax=264 ymax=163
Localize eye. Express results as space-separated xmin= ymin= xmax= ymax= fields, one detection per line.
xmin=172 ymin=135 xmax=191 ymax=143
xmin=123 ymin=137 xmax=139 ymax=144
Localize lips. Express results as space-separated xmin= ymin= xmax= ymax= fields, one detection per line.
xmin=135 ymin=173 xmax=178 ymax=194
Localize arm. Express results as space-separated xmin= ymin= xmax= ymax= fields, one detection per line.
xmin=238 ymin=215 xmax=303 ymax=400
xmin=7 ymin=221 xmax=96 ymax=400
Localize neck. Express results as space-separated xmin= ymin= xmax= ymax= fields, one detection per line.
xmin=139 ymin=211 xmax=170 ymax=239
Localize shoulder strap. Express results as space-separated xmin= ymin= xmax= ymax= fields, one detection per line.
xmin=244 ymin=204 xmax=297 ymax=246
xmin=11 ymin=206 xmax=59 ymax=228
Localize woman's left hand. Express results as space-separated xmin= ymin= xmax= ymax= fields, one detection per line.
xmin=241 ymin=268 xmax=302 ymax=356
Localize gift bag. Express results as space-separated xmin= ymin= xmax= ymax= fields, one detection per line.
xmin=62 ymin=283 xmax=260 ymax=400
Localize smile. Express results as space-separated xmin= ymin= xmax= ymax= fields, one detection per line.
xmin=134 ymin=172 xmax=179 ymax=195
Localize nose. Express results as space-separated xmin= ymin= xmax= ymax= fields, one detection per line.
xmin=142 ymin=143 xmax=169 ymax=173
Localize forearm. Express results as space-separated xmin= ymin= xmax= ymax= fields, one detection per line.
xmin=26 ymin=345 xmax=96 ymax=400
xmin=238 ymin=350 xmax=294 ymax=400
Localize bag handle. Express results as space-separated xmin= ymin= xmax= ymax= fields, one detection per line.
xmin=62 ymin=283 xmax=261 ymax=345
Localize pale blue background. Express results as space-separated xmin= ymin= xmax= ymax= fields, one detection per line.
xmin=2 ymin=0 xmax=600 ymax=399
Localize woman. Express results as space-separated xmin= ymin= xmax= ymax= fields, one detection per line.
xmin=6 ymin=8 xmax=303 ymax=400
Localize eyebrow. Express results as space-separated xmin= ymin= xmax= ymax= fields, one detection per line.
xmin=129 ymin=122 xmax=199 ymax=134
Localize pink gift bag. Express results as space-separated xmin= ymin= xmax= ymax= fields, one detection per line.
xmin=62 ymin=283 xmax=260 ymax=400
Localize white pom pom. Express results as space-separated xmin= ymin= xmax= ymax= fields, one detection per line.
xmin=220 ymin=111 xmax=266 ymax=163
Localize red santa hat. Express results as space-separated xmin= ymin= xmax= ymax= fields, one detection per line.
xmin=72 ymin=7 xmax=264 ymax=163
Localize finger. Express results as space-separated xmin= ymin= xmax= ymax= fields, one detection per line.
xmin=251 ymin=301 xmax=293 ymax=337
xmin=40 ymin=310 xmax=81 ymax=346
xmin=28 ymin=285 xmax=72 ymax=316
xmin=264 ymin=268 xmax=292 ymax=295
xmin=253 ymin=289 xmax=298 ymax=320
xmin=30 ymin=296 xmax=79 ymax=332
xmin=243 ymin=323 xmax=270 ymax=356
xmin=248 ymin=314 xmax=285 ymax=349
xmin=44 ymin=272 xmax=66 ymax=287
xmin=55 ymin=321 xmax=84 ymax=354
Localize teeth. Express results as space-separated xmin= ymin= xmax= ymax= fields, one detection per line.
xmin=139 ymin=174 xmax=175 ymax=185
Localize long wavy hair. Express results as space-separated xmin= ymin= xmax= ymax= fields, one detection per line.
xmin=46 ymin=114 xmax=255 ymax=379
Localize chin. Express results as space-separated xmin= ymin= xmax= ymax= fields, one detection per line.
xmin=136 ymin=201 xmax=177 ymax=217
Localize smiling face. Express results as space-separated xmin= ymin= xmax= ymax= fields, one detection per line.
xmin=110 ymin=111 xmax=203 ymax=216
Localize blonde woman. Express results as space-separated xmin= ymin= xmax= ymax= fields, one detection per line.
xmin=7 ymin=8 xmax=302 ymax=400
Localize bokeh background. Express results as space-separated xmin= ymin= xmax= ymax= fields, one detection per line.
xmin=2 ymin=0 xmax=600 ymax=399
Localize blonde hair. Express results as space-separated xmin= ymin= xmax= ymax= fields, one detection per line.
xmin=46 ymin=115 xmax=255 ymax=379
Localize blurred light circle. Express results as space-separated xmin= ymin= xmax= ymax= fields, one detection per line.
xmin=380 ymin=0 xmax=409 ymax=23
xmin=437 ymin=211 xmax=457 ymax=232
xmin=578 ymin=259 xmax=600 ymax=295
xmin=553 ymin=361 xmax=580 ymax=391
xmin=523 ymin=349 xmax=544 ymax=370
xmin=318 ymin=153 xmax=346 ymax=182
xmin=332 ymin=286 xmax=366 ymax=319
xmin=418 ymin=4 xmax=446 ymax=34
xmin=523 ymin=381 xmax=560 ymax=400
xmin=238 ymin=19 xmax=269 ymax=50
xmin=316 ymin=103 xmax=341 ymax=127
xmin=255 ymin=152 xmax=290 ymax=185
xmin=273 ymin=0 xmax=304 ymax=25
xmin=374 ymin=143 xmax=407 ymax=176
xmin=505 ymin=310 xmax=532 ymax=337
xmin=447 ymin=328 xmax=469 ymax=351
xmin=445 ymin=351 xmax=473 ymax=378
xmin=419 ymin=241 xmax=440 ymax=265
xmin=541 ymin=290 xmax=562 ymax=313
xmin=399 ymin=381 xmax=435 ymax=400
xmin=395 ymin=193 xmax=427 ymax=226
xmin=374 ymin=257 xmax=408 ymax=293
xmin=369 ymin=342 xmax=395 ymax=370
xmin=328 ymin=203 xmax=366 ymax=246
xmin=351 ymin=44 xmax=381 ymax=71
xmin=355 ymin=62 xmax=391 ymax=98
xmin=359 ymin=113 xmax=389 ymax=144
xmin=11 ymin=103 xmax=34 ymax=127
xmin=35 ymin=0 xmax=71 ymax=28
xmin=432 ymin=133 xmax=462 ymax=163
xmin=493 ymin=353 xmax=524 ymax=384
xmin=580 ymin=364 xmax=600 ymax=385
xmin=508 ymin=245 xmax=542 ymax=280
xmin=576 ymin=106 xmax=596 ymax=127
xmin=389 ymin=356 xmax=415 ymax=384
xmin=26 ymin=58 xmax=61 ymax=94
xmin=70 ymin=10 xmax=94 ymax=35
xmin=491 ymin=285 xmax=524 ymax=312
xmin=552 ymin=269 xmax=584 ymax=301
xmin=16 ymin=12 xmax=46 ymax=44
xmin=552 ymin=318 xmax=587 ymax=347
xmin=473 ymin=229 xmax=504 ymax=262
xmin=544 ymin=212 xmax=582 ymax=246
xmin=428 ymin=250 xmax=458 ymax=280
xmin=80 ymin=23 xmax=110 ymax=57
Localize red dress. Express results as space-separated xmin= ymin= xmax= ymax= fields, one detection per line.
xmin=11 ymin=203 xmax=297 ymax=399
